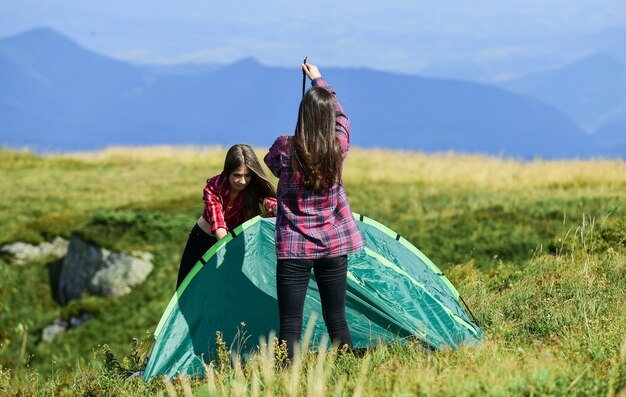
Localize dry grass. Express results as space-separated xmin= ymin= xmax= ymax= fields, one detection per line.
xmin=60 ymin=145 xmax=229 ymax=165
xmin=57 ymin=145 xmax=626 ymax=191
xmin=346 ymin=148 xmax=626 ymax=190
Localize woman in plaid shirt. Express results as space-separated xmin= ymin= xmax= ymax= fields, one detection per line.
xmin=264 ymin=63 xmax=364 ymax=360
xmin=176 ymin=144 xmax=277 ymax=288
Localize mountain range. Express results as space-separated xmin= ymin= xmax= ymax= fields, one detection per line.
xmin=502 ymin=53 xmax=626 ymax=152
xmin=0 ymin=27 xmax=622 ymax=158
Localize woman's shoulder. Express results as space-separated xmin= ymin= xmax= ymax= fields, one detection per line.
xmin=205 ymin=173 xmax=227 ymax=192
xmin=268 ymin=135 xmax=294 ymax=157
xmin=206 ymin=172 xmax=224 ymax=184
xmin=273 ymin=134 xmax=292 ymax=147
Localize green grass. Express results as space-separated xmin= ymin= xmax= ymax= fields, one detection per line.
xmin=0 ymin=146 xmax=625 ymax=396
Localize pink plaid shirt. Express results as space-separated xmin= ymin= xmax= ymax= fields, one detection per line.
xmin=202 ymin=173 xmax=277 ymax=233
xmin=264 ymin=78 xmax=364 ymax=259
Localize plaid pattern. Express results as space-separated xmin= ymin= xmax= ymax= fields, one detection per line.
xmin=264 ymin=78 xmax=364 ymax=259
xmin=202 ymin=173 xmax=277 ymax=233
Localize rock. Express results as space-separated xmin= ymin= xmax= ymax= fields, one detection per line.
xmin=0 ymin=237 xmax=69 ymax=265
xmin=88 ymin=251 xmax=154 ymax=297
xmin=58 ymin=234 xmax=153 ymax=303
xmin=41 ymin=313 xmax=94 ymax=342
xmin=58 ymin=235 xmax=103 ymax=304
xmin=68 ymin=312 xmax=93 ymax=329
xmin=42 ymin=319 xmax=68 ymax=343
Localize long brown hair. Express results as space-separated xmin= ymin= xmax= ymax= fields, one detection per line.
xmin=222 ymin=144 xmax=276 ymax=220
xmin=292 ymin=87 xmax=343 ymax=190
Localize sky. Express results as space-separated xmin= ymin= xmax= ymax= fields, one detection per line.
xmin=1 ymin=0 xmax=626 ymax=80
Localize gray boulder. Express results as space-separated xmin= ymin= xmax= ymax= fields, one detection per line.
xmin=58 ymin=234 xmax=153 ymax=303
xmin=0 ymin=237 xmax=68 ymax=265
xmin=89 ymin=250 xmax=154 ymax=297
xmin=58 ymin=235 xmax=102 ymax=303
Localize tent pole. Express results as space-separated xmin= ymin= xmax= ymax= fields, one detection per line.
xmin=302 ymin=56 xmax=307 ymax=97
xmin=459 ymin=295 xmax=480 ymax=327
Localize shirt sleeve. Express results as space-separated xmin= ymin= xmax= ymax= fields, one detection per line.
xmin=263 ymin=197 xmax=277 ymax=214
xmin=264 ymin=135 xmax=290 ymax=177
xmin=312 ymin=78 xmax=351 ymax=158
xmin=202 ymin=179 xmax=228 ymax=233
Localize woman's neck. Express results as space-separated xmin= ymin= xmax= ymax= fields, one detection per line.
xmin=229 ymin=190 xmax=240 ymax=202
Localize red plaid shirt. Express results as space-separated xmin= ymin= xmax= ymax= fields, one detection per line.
xmin=264 ymin=78 xmax=364 ymax=259
xmin=202 ymin=173 xmax=277 ymax=233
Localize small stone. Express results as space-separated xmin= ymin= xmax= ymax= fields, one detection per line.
xmin=42 ymin=319 xmax=68 ymax=343
xmin=0 ymin=238 xmax=69 ymax=265
xmin=68 ymin=313 xmax=93 ymax=329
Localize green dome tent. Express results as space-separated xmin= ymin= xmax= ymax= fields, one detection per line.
xmin=143 ymin=213 xmax=483 ymax=379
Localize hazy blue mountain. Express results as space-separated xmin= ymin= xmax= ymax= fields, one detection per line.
xmin=419 ymin=28 xmax=626 ymax=83
xmin=0 ymin=27 xmax=149 ymax=148
xmin=0 ymin=28 xmax=602 ymax=158
xmin=593 ymin=117 xmax=626 ymax=156
xmin=139 ymin=63 xmax=225 ymax=77
xmin=328 ymin=70 xmax=595 ymax=157
xmin=589 ymin=28 xmax=626 ymax=66
xmin=501 ymin=53 xmax=626 ymax=133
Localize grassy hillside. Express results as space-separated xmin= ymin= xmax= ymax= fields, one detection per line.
xmin=0 ymin=146 xmax=625 ymax=396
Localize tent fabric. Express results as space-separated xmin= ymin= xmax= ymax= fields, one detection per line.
xmin=143 ymin=213 xmax=484 ymax=379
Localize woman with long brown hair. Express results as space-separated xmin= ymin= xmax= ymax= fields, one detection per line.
xmin=176 ymin=144 xmax=277 ymax=288
xmin=264 ymin=63 xmax=364 ymax=360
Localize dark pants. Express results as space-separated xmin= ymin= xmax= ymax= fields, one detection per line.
xmin=176 ymin=223 xmax=217 ymax=289
xmin=276 ymin=255 xmax=352 ymax=360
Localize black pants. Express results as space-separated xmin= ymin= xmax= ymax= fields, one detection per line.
xmin=176 ymin=223 xmax=217 ymax=289
xmin=276 ymin=255 xmax=352 ymax=360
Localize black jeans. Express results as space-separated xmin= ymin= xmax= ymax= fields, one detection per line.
xmin=276 ymin=255 xmax=352 ymax=360
xmin=176 ymin=223 xmax=217 ymax=289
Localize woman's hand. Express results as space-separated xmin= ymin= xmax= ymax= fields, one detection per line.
xmin=302 ymin=63 xmax=322 ymax=81
xmin=215 ymin=228 xmax=228 ymax=240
